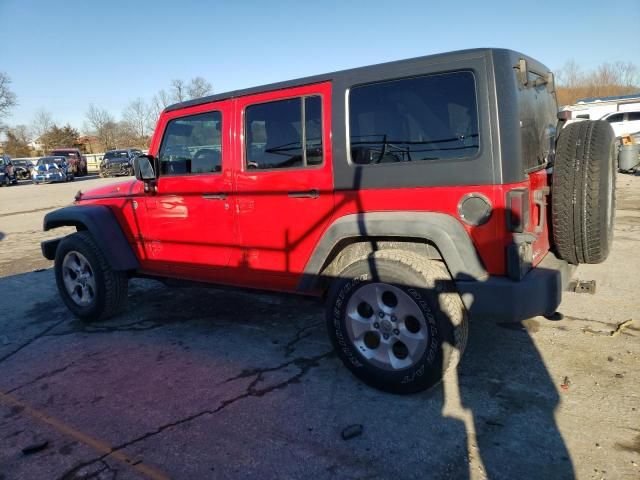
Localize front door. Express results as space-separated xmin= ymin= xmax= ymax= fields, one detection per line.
xmin=139 ymin=101 xmax=236 ymax=280
xmin=233 ymin=82 xmax=334 ymax=291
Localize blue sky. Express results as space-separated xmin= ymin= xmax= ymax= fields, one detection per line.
xmin=1 ymin=0 xmax=639 ymax=130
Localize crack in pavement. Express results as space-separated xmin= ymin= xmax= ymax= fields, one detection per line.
xmin=0 ymin=318 xmax=67 ymax=366
xmin=283 ymin=320 xmax=323 ymax=357
xmin=45 ymin=319 xmax=171 ymax=337
xmin=5 ymin=361 xmax=76 ymax=395
xmin=57 ymin=350 xmax=334 ymax=480
xmin=75 ymin=460 xmax=118 ymax=480
xmin=4 ymin=350 xmax=104 ymax=395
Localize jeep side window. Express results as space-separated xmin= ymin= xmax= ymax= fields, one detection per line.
xmin=606 ymin=113 xmax=623 ymax=123
xmin=158 ymin=111 xmax=222 ymax=176
xmin=245 ymin=96 xmax=323 ymax=169
xmin=349 ymin=71 xmax=479 ymax=165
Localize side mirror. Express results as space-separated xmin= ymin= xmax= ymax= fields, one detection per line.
xmin=133 ymin=155 xmax=156 ymax=181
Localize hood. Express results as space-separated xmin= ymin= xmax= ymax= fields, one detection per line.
xmin=37 ymin=163 xmax=64 ymax=172
xmin=79 ymin=179 xmax=141 ymax=200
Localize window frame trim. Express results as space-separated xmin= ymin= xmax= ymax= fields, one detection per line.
xmin=345 ymin=70 xmax=482 ymax=168
xmin=157 ymin=110 xmax=224 ymax=178
xmin=242 ymin=93 xmax=326 ymax=173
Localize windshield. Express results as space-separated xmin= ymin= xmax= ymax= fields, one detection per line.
xmin=37 ymin=157 xmax=65 ymax=167
xmin=104 ymin=151 xmax=129 ymax=159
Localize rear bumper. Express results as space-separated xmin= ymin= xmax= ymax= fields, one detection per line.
xmin=456 ymin=251 xmax=576 ymax=322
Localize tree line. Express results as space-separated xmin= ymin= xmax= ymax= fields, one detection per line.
xmin=0 ymin=76 xmax=212 ymax=157
xmin=555 ymin=60 xmax=639 ymax=106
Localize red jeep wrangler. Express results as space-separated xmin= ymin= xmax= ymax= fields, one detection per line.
xmin=42 ymin=49 xmax=616 ymax=393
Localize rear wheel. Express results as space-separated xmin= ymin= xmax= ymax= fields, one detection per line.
xmin=326 ymin=250 xmax=468 ymax=394
xmin=552 ymin=120 xmax=616 ymax=264
xmin=54 ymin=231 xmax=128 ymax=321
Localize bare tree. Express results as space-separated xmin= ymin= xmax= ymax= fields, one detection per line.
xmin=115 ymin=120 xmax=139 ymax=148
xmin=86 ymin=104 xmax=118 ymax=150
xmin=556 ymin=60 xmax=582 ymax=89
xmin=170 ymin=79 xmax=187 ymax=103
xmin=31 ymin=108 xmax=53 ymax=136
xmin=612 ymin=61 xmax=638 ymax=88
xmin=0 ymin=72 xmax=18 ymax=119
xmin=122 ymin=98 xmax=151 ymax=141
xmin=145 ymin=77 xmax=214 ymax=134
xmin=187 ymin=76 xmax=213 ymax=99
xmin=157 ymin=89 xmax=171 ymax=108
xmin=30 ymin=109 xmax=54 ymax=153
xmin=556 ymin=60 xmax=640 ymax=106
xmin=149 ymin=89 xmax=171 ymax=131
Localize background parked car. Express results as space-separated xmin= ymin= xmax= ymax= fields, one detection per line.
xmin=32 ymin=156 xmax=74 ymax=184
xmin=0 ymin=154 xmax=18 ymax=186
xmin=99 ymin=149 xmax=142 ymax=177
xmin=601 ymin=110 xmax=640 ymax=138
xmin=11 ymin=159 xmax=35 ymax=180
xmin=50 ymin=148 xmax=88 ymax=176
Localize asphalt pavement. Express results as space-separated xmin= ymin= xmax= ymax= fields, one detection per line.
xmin=0 ymin=174 xmax=638 ymax=479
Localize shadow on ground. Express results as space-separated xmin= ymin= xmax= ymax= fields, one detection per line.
xmin=0 ymin=271 xmax=573 ymax=480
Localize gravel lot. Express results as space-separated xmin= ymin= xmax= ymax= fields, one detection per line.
xmin=0 ymin=175 xmax=638 ymax=480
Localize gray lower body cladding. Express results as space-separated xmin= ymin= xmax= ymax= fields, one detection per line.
xmin=456 ymin=250 xmax=575 ymax=322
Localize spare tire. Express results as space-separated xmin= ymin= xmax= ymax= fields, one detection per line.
xmin=551 ymin=120 xmax=616 ymax=265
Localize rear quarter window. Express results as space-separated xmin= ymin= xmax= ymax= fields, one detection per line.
xmin=348 ymin=71 xmax=479 ymax=165
xmin=518 ymin=71 xmax=558 ymax=171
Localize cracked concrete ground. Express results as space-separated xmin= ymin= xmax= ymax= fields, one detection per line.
xmin=0 ymin=175 xmax=638 ymax=480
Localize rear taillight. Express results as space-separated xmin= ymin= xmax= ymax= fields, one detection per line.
xmin=506 ymin=188 xmax=529 ymax=233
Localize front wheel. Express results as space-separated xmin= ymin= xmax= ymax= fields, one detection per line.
xmin=326 ymin=250 xmax=468 ymax=394
xmin=54 ymin=231 xmax=128 ymax=321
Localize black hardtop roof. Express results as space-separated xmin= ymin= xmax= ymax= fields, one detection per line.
xmin=165 ymin=48 xmax=549 ymax=113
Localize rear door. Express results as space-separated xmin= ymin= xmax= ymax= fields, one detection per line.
xmin=139 ymin=101 xmax=236 ymax=279
xmin=233 ymin=82 xmax=333 ymax=291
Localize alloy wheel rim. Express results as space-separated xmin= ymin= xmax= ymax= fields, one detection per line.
xmin=345 ymin=283 xmax=429 ymax=371
xmin=62 ymin=251 xmax=97 ymax=307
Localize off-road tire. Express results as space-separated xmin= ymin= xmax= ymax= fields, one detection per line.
xmin=552 ymin=120 xmax=616 ymax=264
xmin=54 ymin=231 xmax=128 ymax=321
xmin=326 ymin=250 xmax=468 ymax=394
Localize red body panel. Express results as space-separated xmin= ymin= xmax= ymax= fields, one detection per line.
xmin=138 ymin=100 xmax=236 ymax=280
xmin=526 ymin=169 xmax=552 ymax=266
xmin=232 ymin=83 xmax=334 ymax=291
xmin=77 ymin=84 xmax=552 ymax=293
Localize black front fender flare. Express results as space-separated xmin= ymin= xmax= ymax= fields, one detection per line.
xmin=42 ymin=205 xmax=139 ymax=271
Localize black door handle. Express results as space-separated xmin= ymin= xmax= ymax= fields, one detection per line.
xmin=288 ymin=189 xmax=319 ymax=199
xmin=202 ymin=193 xmax=228 ymax=200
